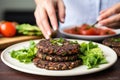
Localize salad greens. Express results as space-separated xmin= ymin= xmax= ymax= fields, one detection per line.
xmin=10 ymin=40 xmax=37 ymax=63
xmin=79 ymin=41 xmax=108 ymax=69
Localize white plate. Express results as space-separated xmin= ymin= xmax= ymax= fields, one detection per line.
xmin=1 ymin=39 xmax=117 ymax=76
xmin=59 ymin=26 xmax=120 ymax=41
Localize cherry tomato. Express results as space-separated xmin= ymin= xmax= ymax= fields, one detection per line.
xmin=0 ymin=22 xmax=16 ymax=37
xmin=79 ymin=24 xmax=97 ymax=35
xmin=99 ymin=28 xmax=116 ymax=35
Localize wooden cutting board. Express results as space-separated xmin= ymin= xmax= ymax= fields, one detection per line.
xmin=0 ymin=36 xmax=44 ymax=49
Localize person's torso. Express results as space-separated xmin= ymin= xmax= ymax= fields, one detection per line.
xmin=60 ymin=0 xmax=120 ymax=28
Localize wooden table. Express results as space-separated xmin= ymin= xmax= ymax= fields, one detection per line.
xmin=0 ymin=34 xmax=120 ymax=80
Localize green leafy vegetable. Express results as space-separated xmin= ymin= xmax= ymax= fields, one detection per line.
xmin=16 ymin=24 xmax=43 ymax=36
xmin=70 ymin=40 xmax=78 ymax=44
xmin=10 ymin=40 xmax=37 ymax=63
xmin=79 ymin=42 xmax=108 ymax=69
xmin=80 ymin=41 xmax=98 ymax=53
xmin=112 ymin=38 xmax=120 ymax=42
xmin=50 ymin=37 xmax=65 ymax=46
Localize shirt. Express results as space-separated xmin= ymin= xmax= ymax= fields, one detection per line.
xmin=59 ymin=0 xmax=120 ymax=28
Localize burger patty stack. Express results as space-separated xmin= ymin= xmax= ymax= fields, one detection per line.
xmin=33 ymin=38 xmax=81 ymax=70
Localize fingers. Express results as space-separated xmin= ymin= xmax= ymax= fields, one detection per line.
xmin=34 ymin=0 xmax=65 ymax=39
xmin=99 ymin=8 xmax=109 ymax=15
xmin=57 ymin=0 xmax=66 ymax=23
xmin=106 ymin=22 xmax=120 ymax=29
xmin=98 ymin=3 xmax=120 ymax=21
xmin=34 ymin=5 xmax=51 ymax=39
xmin=99 ymin=14 xmax=120 ymax=25
xmin=45 ymin=1 xmax=58 ymax=31
xmin=34 ymin=0 xmax=61 ymax=39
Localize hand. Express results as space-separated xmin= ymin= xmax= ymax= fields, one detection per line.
xmin=34 ymin=0 xmax=65 ymax=39
xmin=98 ymin=3 xmax=120 ymax=28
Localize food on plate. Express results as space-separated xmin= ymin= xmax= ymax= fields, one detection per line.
xmin=36 ymin=52 xmax=79 ymax=62
xmin=0 ymin=21 xmax=16 ymax=37
xmin=36 ymin=38 xmax=80 ymax=56
xmin=10 ymin=38 xmax=108 ymax=70
xmin=112 ymin=47 xmax=120 ymax=56
xmin=102 ymin=37 xmax=120 ymax=56
xmin=64 ymin=24 xmax=116 ymax=35
xmin=33 ymin=38 xmax=81 ymax=70
xmin=33 ymin=58 xmax=81 ymax=70
xmin=10 ymin=41 xmax=37 ymax=63
xmin=79 ymin=41 xmax=108 ymax=69
xmin=103 ymin=37 xmax=120 ymax=47
xmin=103 ymin=37 xmax=120 ymax=45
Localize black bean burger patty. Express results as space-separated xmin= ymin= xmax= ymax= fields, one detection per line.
xmin=33 ymin=57 xmax=81 ymax=70
xmin=36 ymin=51 xmax=79 ymax=62
xmin=102 ymin=37 xmax=120 ymax=47
xmin=112 ymin=47 xmax=120 ymax=56
xmin=36 ymin=39 xmax=80 ymax=56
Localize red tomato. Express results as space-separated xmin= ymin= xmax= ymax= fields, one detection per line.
xmin=0 ymin=26 xmax=1 ymax=34
xmin=99 ymin=28 xmax=116 ymax=35
xmin=64 ymin=27 xmax=79 ymax=34
xmin=79 ymin=24 xmax=97 ymax=35
xmin=0 ymin=22 xmax=16 ymax=37
xmin=63 ymin=24 xmax=116 ymax=36
xmin=80 ymin=27 xmax=97 ymax=35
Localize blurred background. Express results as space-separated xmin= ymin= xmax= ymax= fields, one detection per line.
xmin=0 ymin=0 xmax=36 ymax=24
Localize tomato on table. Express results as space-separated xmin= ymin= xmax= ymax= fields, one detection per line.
xmin=0 ymin=27 xmax=1 ymax=34
xmin=0 ymin=21 xmax=16 ymax=37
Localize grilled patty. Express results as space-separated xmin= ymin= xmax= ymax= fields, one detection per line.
xmin=33 ymin=57 xmax=81 ymax=70
xmin=36 ymin=39 xmax=80 ymax=56
xmin=112 ymin=47 xmax=120 ymax=56
xmin=36 ymin=51 xmax=79 ymax=62
xmin=102 ymin=37 xmax=120 ymax=47
xmin=102 ymin=37 xmax=120 ymax=56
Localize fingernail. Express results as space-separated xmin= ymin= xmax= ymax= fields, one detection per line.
xmin=53 ymin=26 xmax=57 ymax=31
xmin=97 ymin=17 xmax=102 ymax=21
xmin=46 ymin=35 xmax=50 ymax=39
xmin=61 ymin=18 xmax=65 ymax=22
xmin=47 ymin=31 xmax=51 ymax=36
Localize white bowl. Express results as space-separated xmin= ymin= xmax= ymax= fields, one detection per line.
xmin=59 ymin=25 xmax=120 ymax=41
